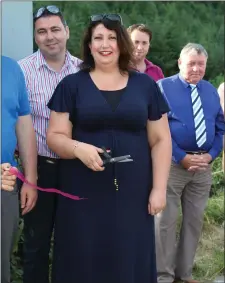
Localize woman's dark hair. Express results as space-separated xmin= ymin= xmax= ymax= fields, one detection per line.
xmin=79 ymin=19 xmax=136 ymax=73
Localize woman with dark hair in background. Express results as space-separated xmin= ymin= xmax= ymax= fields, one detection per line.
xmin=46 ymin=14 xmax=172 ymax=283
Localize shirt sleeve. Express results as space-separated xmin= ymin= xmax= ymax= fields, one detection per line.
xmin=17 ymin=63 xmax=30 ymax=116
xmin=157 ymin=79 xmax=187 ymax=163
xmin=208 ymin=103 xmax=225 ymax=160
xmin=47 ymin=75 xmax=75 ymax=122
xmin=148 ymin=80 xmax=170 ymax=121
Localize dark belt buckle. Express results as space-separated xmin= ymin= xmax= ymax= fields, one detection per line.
xmin=186 ymin=151 xmax=206 ymax=155
xmin=46 ymin=159 xmax=56 ymax=164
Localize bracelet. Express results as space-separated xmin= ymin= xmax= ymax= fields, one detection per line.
xmin=73 ymin=141 xmax=80 ymax=157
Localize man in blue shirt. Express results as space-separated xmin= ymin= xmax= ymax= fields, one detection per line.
xmin=155 ymin=43 xmax=225 ymax=283
xmin=1 ymin=56 xmax=37 ymax=283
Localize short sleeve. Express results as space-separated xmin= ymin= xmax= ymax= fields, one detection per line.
xmin=17 ymin=64 xmax=30 ymax=116
xmin=47 ymin=75 xmax=75 ymax=121
xmin=148 ymin=81 xmax=170 ymax=121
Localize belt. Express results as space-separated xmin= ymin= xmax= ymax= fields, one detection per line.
xmin=185 ymin=151 xmax=207 ymax=155
xmin=38 ymin=155 xmax=59 ymax=165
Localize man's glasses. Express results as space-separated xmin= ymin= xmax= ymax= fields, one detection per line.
xmin=34 ymin=5 xmax=61 ymax=21
xmin=90 ymin=14 xmax=123 ymax=25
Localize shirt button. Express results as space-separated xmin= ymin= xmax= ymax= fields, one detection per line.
xmin=182 ymin=124 xmax=185 ymax=126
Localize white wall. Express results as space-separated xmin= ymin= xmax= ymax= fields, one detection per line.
xmin=2 ymin=1 xmax=33 ymax=60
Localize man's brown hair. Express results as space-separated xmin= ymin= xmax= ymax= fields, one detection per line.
xmin=127 ymin=24 xmax=152 ymax=42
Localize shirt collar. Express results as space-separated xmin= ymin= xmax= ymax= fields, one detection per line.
xmin=36 ymin=49 xmax=46 ymax=69
xmin=178 ymin=73 xmax=202 ymax=89
xmin=36 ymin=49 xmax=75 ymax=70
xmin=144 ymin=58 xmax=154 ymax=70
xmin=65 ymin=51 xmax=77 ymax=66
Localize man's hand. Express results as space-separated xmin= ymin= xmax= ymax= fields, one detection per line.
xmin=1 ymin=163 xmax=17 ymax=191
xmin=20 ymin=183 xmax=38 ymax=215
xmin=188 ymin=153 xmax=212 ymax=172
xmin=180 ymin=154 xmax=197 ymax=169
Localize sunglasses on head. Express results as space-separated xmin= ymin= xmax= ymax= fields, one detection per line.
xmin=90 ymin=14 xmax=123 ymax=25
xmin=34 ymin=5 xmax=61 ymax=20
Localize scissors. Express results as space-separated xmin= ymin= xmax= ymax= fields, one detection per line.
xmin=100 ymin=147 xmax=133 ymax=165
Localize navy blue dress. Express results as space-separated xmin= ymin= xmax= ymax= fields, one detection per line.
xmin=48 ymin=70 xmax=169 ymax=283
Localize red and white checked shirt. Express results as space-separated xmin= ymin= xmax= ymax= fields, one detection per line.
xmin=18 ymin=49 xmax=81 ymax=158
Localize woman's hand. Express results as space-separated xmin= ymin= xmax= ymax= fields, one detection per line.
xmin=148 ymin=188 xmax=166 ymax=215
xmin=75 ymin=143 xmax=105 ymax=171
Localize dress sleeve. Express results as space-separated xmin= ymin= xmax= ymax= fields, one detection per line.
xmin=148 ymin=80 xmax=170 ymax=121
xmin=47 ymin=75 xmax=76 ymax=121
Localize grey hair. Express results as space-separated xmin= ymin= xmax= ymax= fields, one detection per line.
xmin=179 ymin=43 xmax=208 ymax=58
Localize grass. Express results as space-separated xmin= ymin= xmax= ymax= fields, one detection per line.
xmin=193 ymin=192 xmax=224 ymax=281
xmin=11 ymin=157 xmax=224 ymax=282
xmin=192 ymin=155 xmax=224 ymax=281
xmin=175 ymin=188 xmax=224 ymax=281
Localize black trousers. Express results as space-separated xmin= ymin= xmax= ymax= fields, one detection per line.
xmin=23 ymin=155 xmax=59 ymax=283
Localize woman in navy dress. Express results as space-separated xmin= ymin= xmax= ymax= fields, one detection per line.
xmin=47 ymin=14 xmax=171 ymax=283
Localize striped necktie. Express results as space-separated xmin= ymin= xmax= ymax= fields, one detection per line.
xmin=190 ymin=84 xmax=206 ymax=148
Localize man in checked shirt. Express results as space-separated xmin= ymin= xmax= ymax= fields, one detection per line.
xmin=18 ymin=5 xmax=81 ymax=283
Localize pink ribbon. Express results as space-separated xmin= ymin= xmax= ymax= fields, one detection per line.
xmin=9 ymin=167 xmax=86 ymax=200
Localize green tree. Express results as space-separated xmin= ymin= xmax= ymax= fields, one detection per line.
xmin=33 ymin=2 xmax=224 ymax=79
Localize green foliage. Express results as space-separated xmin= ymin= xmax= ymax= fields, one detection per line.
xmin=210 ymin=74 xmax=225 ymax=89
xmin=33 ymin=1 xmax=224 ymax=79
xmin=204 ymin=192 xmax=224 ymax=226
xmin=211 ymin=155 xmax=224 ymax=195
xmin=194 ymin=242 xmax=224 ymax=280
